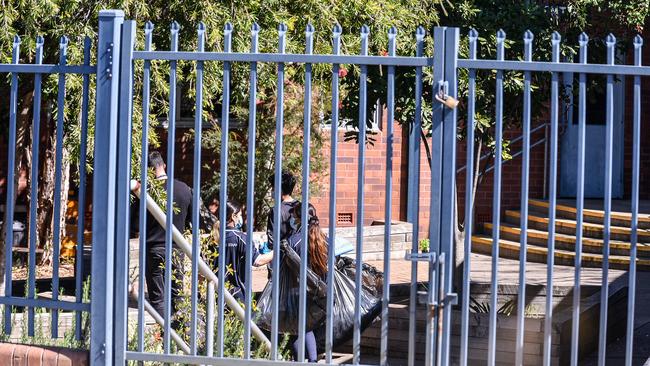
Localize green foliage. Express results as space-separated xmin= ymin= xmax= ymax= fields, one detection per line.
xmin=419 ymin=238 xmax=430 ymax=252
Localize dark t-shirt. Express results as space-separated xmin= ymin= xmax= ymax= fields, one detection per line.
xmin=130 ymin=178 xmax=193 ymax=248
xmin=266 ymin=199 xmax=300 ymax=249
xmin=219 ymin=228 xmax=260 ymax=300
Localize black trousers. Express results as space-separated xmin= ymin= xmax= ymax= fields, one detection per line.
xmin=145 ymin=245 xmax=184 ymax=318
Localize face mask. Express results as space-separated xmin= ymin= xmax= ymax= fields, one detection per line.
xmin=234 ymin=217 xmax=243 ymax=230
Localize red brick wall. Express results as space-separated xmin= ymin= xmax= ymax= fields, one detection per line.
xmin=310 ymin=124 xmax=432 ymax=241
xmin=456 ymin=123 xmax=549 ymax=227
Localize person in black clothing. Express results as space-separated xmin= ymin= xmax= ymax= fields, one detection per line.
xmin=214 ymin=201 xmax=273 ymax=301
xmin=266 ymin=170 xmax=300 ymax=250
xmin=285 ymin=202 xmax=329 ymax=363
xmin=130 ymin=151 xmax=193 ymax=318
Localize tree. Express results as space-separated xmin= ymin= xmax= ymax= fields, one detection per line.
xmin=0 ymin=0 xmax=446 ymax=291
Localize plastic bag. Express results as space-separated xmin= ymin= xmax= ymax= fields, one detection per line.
xmin=337 ymin=256 xmax=384 ymax=298
xmin=313 ymin=258 xmax=383 ymax=352
xmin=255 ymin=242 xmax=328 ymax=334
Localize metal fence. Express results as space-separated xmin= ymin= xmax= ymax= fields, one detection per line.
xmin=0 ymin=31 xmax=93 ymax=342
xmin=0 ymin=7 xmax=647 ymax=366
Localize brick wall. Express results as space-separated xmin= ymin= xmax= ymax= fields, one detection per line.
xmin=309 ymin=123 xmax=432 ymax=242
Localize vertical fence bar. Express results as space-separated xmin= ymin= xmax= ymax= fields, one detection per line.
xmin=190 ymin=22 xmax=206 ymax=356
xmin=487 ymin=29 xmax=506 ymax=366
xmin=543 ymin=31 xmax=561 ymax=366
xmin=407 ymin=26 xmax=425 ymax=366
xmin=26 ymin=36 xmax=44 ymax=337
xmin=75 ymin=36 xmax=91 ymax=341
xmin=625 ymin=35 xmax=643 ymax=366
xmin=325 ymin=24 xmax=342 ymax=364
xmin=459 ymin=28 xmax=478 ymax=366
xmin=297 ymin=23 xmax=314 ymax=363
xmin=439 ymin=26 xmax=459 ymax=366
xmin=515 ymin=30 xmax=534 ymax=366
xmin=244 ymin=22 xmax=260 ymax=360
xmin=114 ymin=20 xmax=136 ymax=364
xmin=50 ymin=35 xmax=69 ymax=338
xmin=163 ymin=21 xmax=180 ymax=354
xmin=216 ymin=22 xmax=233 ymax=357
xmin=270 ymin=23 xmax=287 ymax=360
xmin=206 ymin=281 xmax=215 ymax=358
xmin=90 ymin=10 xmax=123 ymax=365
xmin=3 ymin=35 xmax=20 ymax=335
xmin=570 ymin=33 xmax=589 ymax=366
xmin=138 ymin=21 xmax=154 ymax=354
xmin=353 ymin=24 xmax=370 ymax=366
xmin=598 ymin=33 xmax=616 ymax=366
xmin=380 ymin=26 xmax=397 ymax=366
xmin=427 ymin=26 xmax=445 ymax=366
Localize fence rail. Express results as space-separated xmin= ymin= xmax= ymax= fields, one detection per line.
xmin=0 ymin=8 xmax=647 ymax=366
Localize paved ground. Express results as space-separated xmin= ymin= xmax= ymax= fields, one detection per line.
xmin=251 ymin=252 xmax=626 ymax=292
xmin=251 ymin=252 xmax=648 ymax=364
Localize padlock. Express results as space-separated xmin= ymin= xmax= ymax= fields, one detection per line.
xmin=435 ymin=80 xmax=459 ymax=109
xmin=435 ymin=93 xmax=459 ymax=109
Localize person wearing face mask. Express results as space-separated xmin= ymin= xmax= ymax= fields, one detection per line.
xmin=219 ymin=200 xmax=274 ymax=302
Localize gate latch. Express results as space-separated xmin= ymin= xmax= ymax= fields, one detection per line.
xmin=435 ymin=80 xmax=459 ymax=109
xmin=405 ymin=250 xmax=457 ymax=315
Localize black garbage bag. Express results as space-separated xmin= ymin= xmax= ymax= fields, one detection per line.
xmin=255 ymin=241 xmax=328 ymax=334
xmin=337 ymin=256 xmax=384 ymax=298
xmin=313 ymin=258 xmax=383 ymax=352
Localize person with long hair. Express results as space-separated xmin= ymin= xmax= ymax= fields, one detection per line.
xmin=285 ymin=202 xmax=329 ymax=362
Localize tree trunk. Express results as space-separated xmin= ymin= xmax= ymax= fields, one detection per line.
xmin=38 ymin=129 xmax=70 ymax=266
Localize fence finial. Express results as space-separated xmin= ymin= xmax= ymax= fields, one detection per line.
xmin=13 ymin=34 xmax=21 ymax=45
xmin=198 ymin=22 xmax=206 ymax=32
xmin=416 ymin=26 xmax=426 ymax=40
xmin=361 ymin=24 xmax=370 ymax=35
xmin=524 ymin=30 xmax=534 ymax=42
xmin=496 ymin=29 xmax=506 ymax=41
xmin=634 ymin=34 xmax=643 ymax=48
xmin=468 ymin=28 xmax=478 ymax=40
xmin=333 ymin=23 xmax=342 ymax=35
xmin=252 ymin=22 xmax=260 ymax=33
xmin=145 ymin=21 xmax=154 ymax=32
xmin=278 ymin=23 xmax=287 ymax=33
xmin=306 ymin=23 xmax=314 ymax=34
xmin=171 ymin=21 xmax=180 ymax=32
xmin=36 ymin=35 xmax=44 ymax=46
xmin=606 ymin=33 xmax=616 ymax=46
xmin=551 ymin=31 xmax=561 ymax=44
xmin=578 ymin=32 xmax=589 ymax=45
xmin=224 ymin=22 xmax=233 ymax=33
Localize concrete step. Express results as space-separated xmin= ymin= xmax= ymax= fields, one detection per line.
xmin=471 ymin=235 xmax=650 ymax=271
xmin=528 ymin=199 xmax=650 ymax=229
xmin=504 ymin=210 xmax=650 ymax=243
xmin=482 ymin=222 xmax=650 ymax=258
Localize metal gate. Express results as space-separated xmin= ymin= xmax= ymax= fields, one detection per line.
xmin=102 ymin=10 xmax=461 ymax=365
xmin=1 ymin=7 xmax=647 ymax=366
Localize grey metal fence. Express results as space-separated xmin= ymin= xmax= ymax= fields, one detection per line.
xmin=1 ymin=8 xmax=647 ymax=366
xmin=0 ymin=28 xmax=93 ymax=343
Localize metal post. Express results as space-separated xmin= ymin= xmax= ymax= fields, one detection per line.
xmin=90 ymin=9 xmax=124 ymax=366
xmin=427 ymin=26 xmax=446 ymax=365
xmin=114 ymin=19 xmax=136 ymax=365
xmin=439 ymin=26 xmax=459 ymax=366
